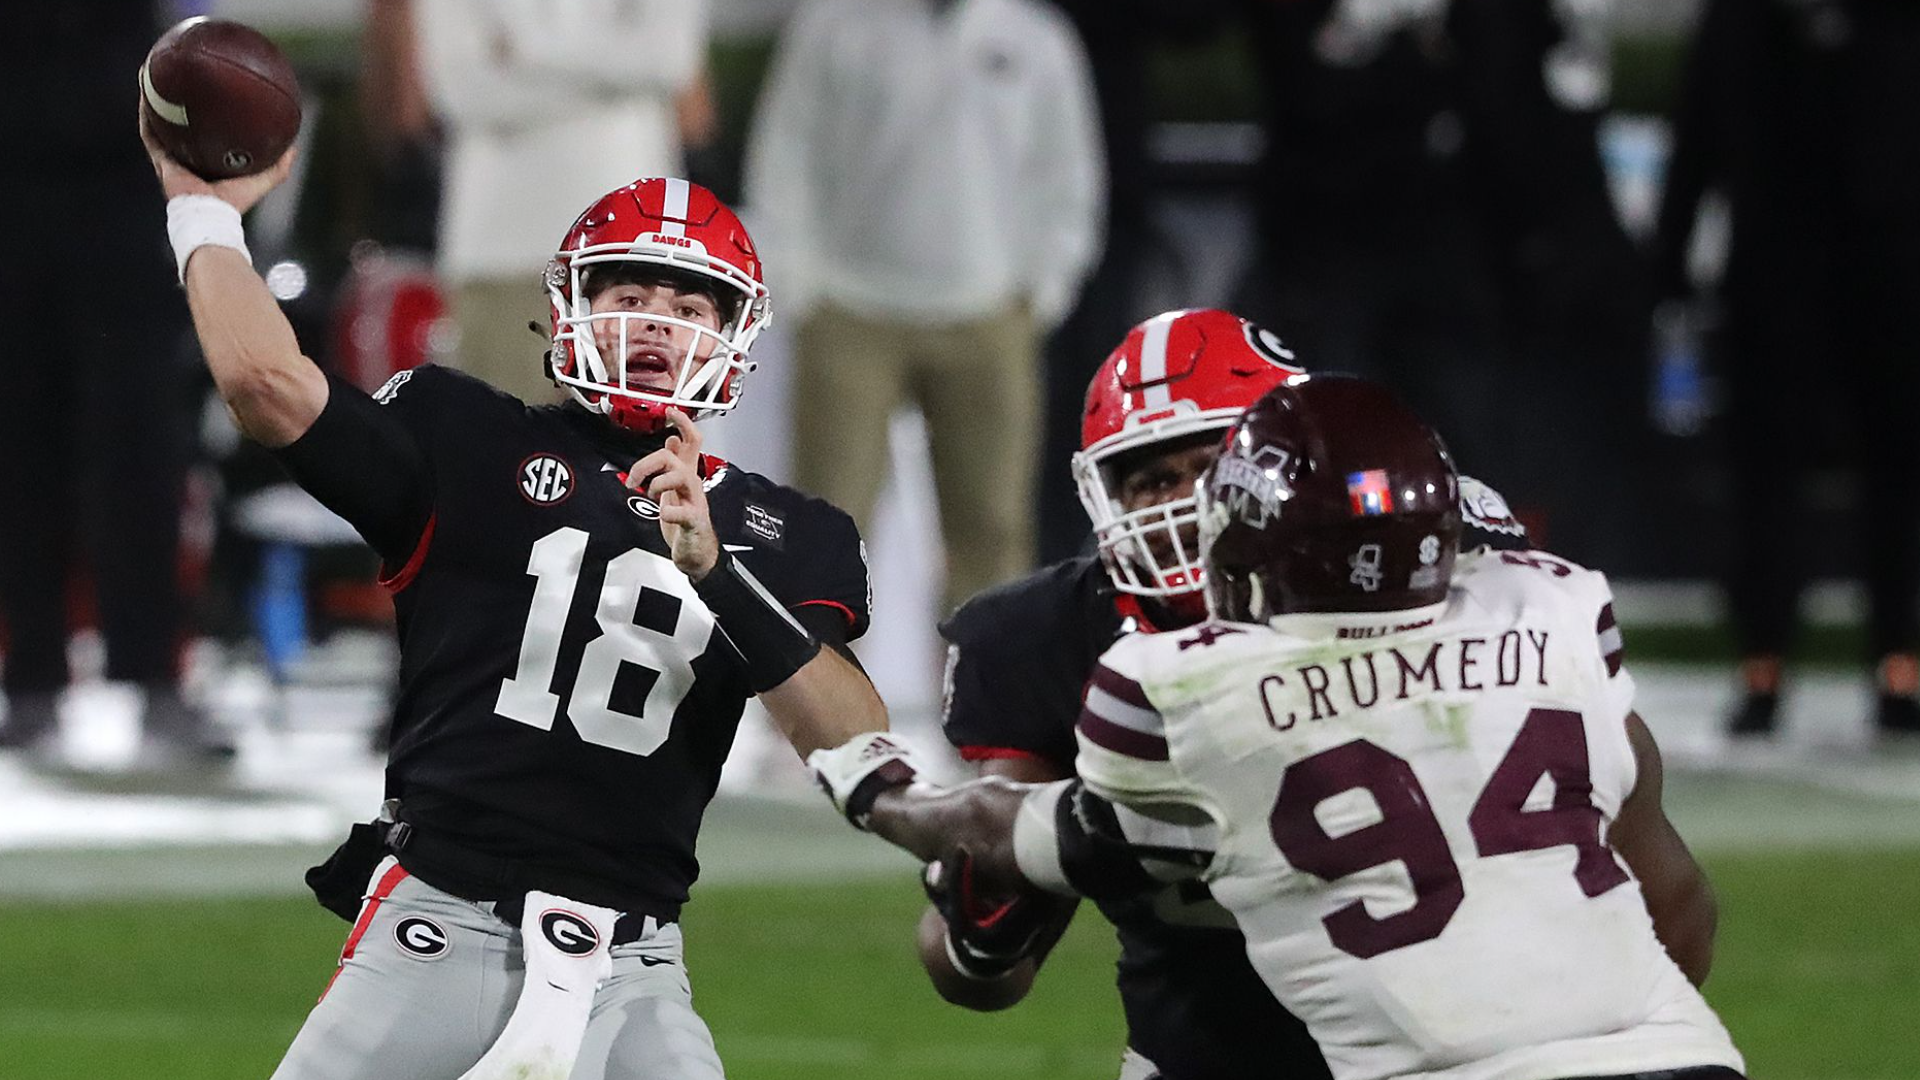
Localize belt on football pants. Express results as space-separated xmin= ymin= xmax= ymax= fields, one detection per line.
xmin=385 ymin=821 xmax=672 ymax=946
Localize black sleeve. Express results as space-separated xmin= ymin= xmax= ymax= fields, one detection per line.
xmin=271 ymin=372 xmax=433 ymax=565
xmin=794 ymin=602 xmax=866 ymax=673
xmin=740 ymin=496 xmax=873 ymax=642
xmin=937 ymin=575 xmax=1089 ymax=769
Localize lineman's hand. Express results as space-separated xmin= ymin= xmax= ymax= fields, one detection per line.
xmin=138 ymin=90 xmax=296 ymax=213
xmin=924 ymin=850 xmax=1075 ymax=981
xmin=629 ymin=407 xmax=719 ymax=581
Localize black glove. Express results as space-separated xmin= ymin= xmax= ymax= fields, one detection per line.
xmin=304 ymin=819 xmax=392 ymax=921
xmin=924 ymin=848 xmax=1074 ymax=981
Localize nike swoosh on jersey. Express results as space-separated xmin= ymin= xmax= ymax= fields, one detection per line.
xmin=636 ymin=954 xmax=676 ymax=967
xmin=601 ymin=463 xmax=621 ymax=472
xmin=723 ymin=544 xmax=754 ymax=552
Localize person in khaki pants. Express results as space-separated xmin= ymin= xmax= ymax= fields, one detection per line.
xmin=791 ymin=302 xmax=1038 ymax=616
xmin=415 ymin=0 xmax=711 ymax=404
xmin=746 ymin=0 xmax=1105 ymax=615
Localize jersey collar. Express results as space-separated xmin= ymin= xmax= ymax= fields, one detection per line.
xmin=1264 ymin=600 xmax=1451 ymax=641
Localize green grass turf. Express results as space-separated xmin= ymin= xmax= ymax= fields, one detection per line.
xmin=0 ymin=849 xmax=1914 ymax=1080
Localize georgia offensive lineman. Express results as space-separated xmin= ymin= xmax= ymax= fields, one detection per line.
xmin=924 ymin=310 xmax=1531 ymax=1080
xmin=820 ymin=374 xmax=1744 ymax=1080
xmin=141 ymin=115 xmax=885 ymax=1077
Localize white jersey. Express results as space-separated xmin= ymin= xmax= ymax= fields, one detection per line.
xmin=1076 ymin=550 xmax=1743 ymax=1080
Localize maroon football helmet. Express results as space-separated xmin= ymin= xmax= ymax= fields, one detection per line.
xmin=1197 ymin=374 xmax=1461 ymax=620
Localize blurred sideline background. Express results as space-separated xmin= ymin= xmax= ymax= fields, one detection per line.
xmin=2 ymin=1 xmax=1916 ymax=1078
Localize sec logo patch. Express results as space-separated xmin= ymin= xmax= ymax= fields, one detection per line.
xmin=519 ymin=454 xmax=574 ymax=505
xmin=393 ymin=916 xmax=450 ymax=959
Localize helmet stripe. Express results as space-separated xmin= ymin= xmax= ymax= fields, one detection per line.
xmin=660 ymin=177 xmax=690 ymax=237
xmin=1139 ymin=314 xmax=1173 ymax=409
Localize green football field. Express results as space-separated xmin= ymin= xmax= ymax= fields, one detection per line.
xmin=1 ymin=839 xmax=1916 ymax=1079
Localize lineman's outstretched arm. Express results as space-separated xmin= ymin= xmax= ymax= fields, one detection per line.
xmin=140 ymin=109 xmax=325 ymax=448
xmin=914 ymin=756 xmax=1079 ymax=1011
xmin=817 ymin=746 xmax=1215 ymax=904
xmin=1608 ymin=712 xmax=1718 ymax=986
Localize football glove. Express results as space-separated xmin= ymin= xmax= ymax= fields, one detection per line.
xmin=807 ymin=731 xmax=919 ymax=830
xmin=924 ymin=848 xmax=1075 ymax=981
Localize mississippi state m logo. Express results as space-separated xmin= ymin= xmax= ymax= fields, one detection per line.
xmin=519 ymin=454 xmax=574 ymax=505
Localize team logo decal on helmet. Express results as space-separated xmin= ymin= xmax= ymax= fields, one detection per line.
xmin=1459 ymin=475 xmax=1526 ymax=537
xmin=393 ymin=916 xmax=451 ymax=959
xmin=1073 ymin=309 xmax=1307 ymax=605
xmin=1348 ymin=544 xmax=1385 ymax=592
xmin=1243 ymin=323 xmax=1298 ymax=369
xmin=1212 ymin=445 xmax=1294 ymax=528
xmin=539 ymin=910 xmax=602 ymax=957
xmin=546 ymin=177 xmax=772 ymax=434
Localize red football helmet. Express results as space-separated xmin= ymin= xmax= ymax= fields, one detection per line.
xmin=1072 ymin=309 xmax=1306 ymax=604
xmin=547 ymin=177 xmax=772 ymax=432
xmin=1197 ymin=374 xmax=1462 ymax=621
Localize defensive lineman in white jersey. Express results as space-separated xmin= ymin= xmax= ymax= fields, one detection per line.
xmin=813 ymin=374 xmax=1746 ymax=1080
xmin=1076 ymin=547 xmax=1739 ymax=1080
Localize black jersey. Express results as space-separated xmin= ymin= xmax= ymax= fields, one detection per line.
xmin=939 ymin=556 xmax=1329 ymax=1080
xmin=276 ymin=366 xmax=870 ymax=921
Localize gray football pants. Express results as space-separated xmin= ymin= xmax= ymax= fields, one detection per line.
xmin=272 ymin=858 xmax=724 ymax=1080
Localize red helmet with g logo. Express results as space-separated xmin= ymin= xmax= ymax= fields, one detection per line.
xmin=547 ymin=177 xmax=772 ymax=432
xmin=1072 ymin=309 xmax=1306 ymax=601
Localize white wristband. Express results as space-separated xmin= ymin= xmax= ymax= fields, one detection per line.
xmin=166 ymin=194 xmax=251 ymax=283
xmin=1012 ymin=780 xmax=1075 ymax=895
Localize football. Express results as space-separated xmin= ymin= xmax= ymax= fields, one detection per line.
xmin=139 ymin=17 xmax=302 ymax=181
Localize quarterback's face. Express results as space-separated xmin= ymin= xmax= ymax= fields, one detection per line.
xmin=586 ymin=281 xmax=723 ymax=394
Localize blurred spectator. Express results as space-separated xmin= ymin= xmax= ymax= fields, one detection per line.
xmin=361 ymin=0 xmax=443 ymax=253
xmin=0 ymin=1 xmax=230 ymax=766
xmin=1034 ymin=0 xmax=1226 ymax=564
xmin=1654 ymin=0 xmax=1920 ymax=740
xmin=1453 ymin=0 xmax=1652 ymax=568
xmin=1231 ymin=0 xmax=1647 ymax=565
xmin=416 ymin=0 xmax=710 ymax=404
xmin=675 ymin=68 xmax=725 ymax=191
xmin=746 ymin=0 xmax=1104 ymax=617
xmin=1229 ymin=0 xmax=1508 ymax=502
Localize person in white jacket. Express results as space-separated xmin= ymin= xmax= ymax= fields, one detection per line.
xmin=745 ymin=0 xmax=1105 ymax=617
xmin=417 ymin=0 xmax=709 ymax=404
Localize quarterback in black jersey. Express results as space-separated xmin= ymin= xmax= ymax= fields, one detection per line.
xmin=145 ymin=109 xmax=886 ymax=1080
xmin=929 ymin=311 xmax=1529 ymax=1080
